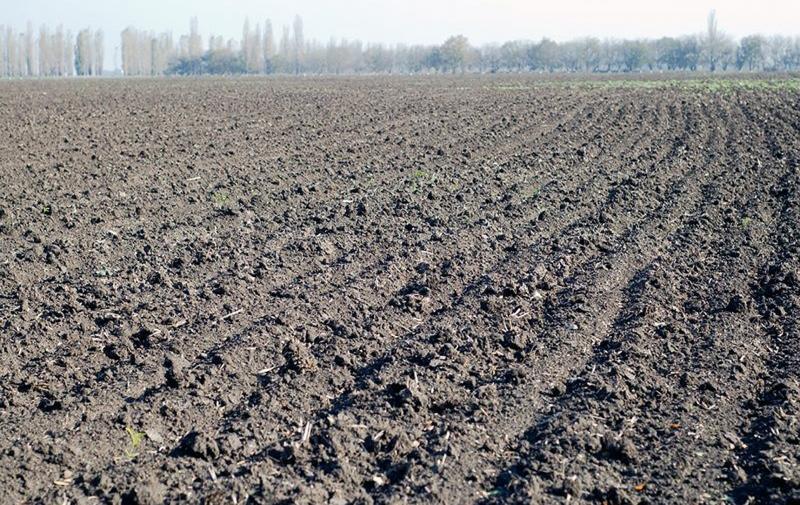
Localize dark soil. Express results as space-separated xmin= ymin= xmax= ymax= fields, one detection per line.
xmin=0 ymin=76 xmax=798 ymax=504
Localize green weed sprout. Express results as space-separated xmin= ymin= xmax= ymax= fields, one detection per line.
xmin=125 ymin=426 xmax=146 ymax=459
xmin=212 ymin=191 xmax=229 ymax=204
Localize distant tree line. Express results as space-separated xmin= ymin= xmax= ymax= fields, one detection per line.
xmin=0 ymin=23 xmax=103 ymax=77
xmin=1 ymin=11 xmax=799 ymax=78
xmin=119 ymin=12 xmax=800 ymax=76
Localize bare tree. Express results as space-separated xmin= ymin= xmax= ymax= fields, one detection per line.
xmin=579 ymin=37 xmax=602 ymax=72
xmin=253 ymin=23 xmax=263 ymax=72
xmin=178 ymin=35 xmax=189 ymax=59
xmin=0 ymin=26 xmax=5 ymax=78
xmin=189 ymin=17 xmax=202 ymax=59
xmin=94 ymin=30 xmax=104 ymax=75
xmin=53 ymin=25 xmax=66 ymax=76
xmin=441 ymin=35 xmax=469 ymax=73
xmin=278 ymin=24 xmax=290 ymax=73
xmin=263 ymin=20 xmax=275 ymax=73
xmin=151 ymin=32 xmax=174 ymax=75
xmin=208 ymin=34 xmax=223 ymax=52
xmin=64 ymin=29 xmax=74 ymax=76
xmin=0 ymin=27 xmax=6 ymax=77
xmin=500 ymin=40 xmax=525 ymax=71
xmin=122 ymin=27 xmax=170 ymax=76
xmin=38 ymin=25 xmax=49 ymax=76
xmin=24 ymin=22 xmax=35 ymax=76
xmin=292 ymin=15 xmax=304 ymax=74
xmin=766 ymin=35 xmax=794 ymax=71
xmin=476 ymin=43 xmax=500 ymax=73
xmin=120 ymin=28 xmax=134 ymax=75
xmin=737 ymin=35 xmax=765 ymax=70
xmin=704 ymin=10 xmax=728 ymax=72
xmin=5 ymin=27 xmax=17 ymax=76
xmin=76 ymin=29 xmax=93 ymax=75
xmin=38 ymin=24 xmax=69 ymax=76
xmin=242 ymin=19 xmax=252 ymax=71
xmin=241 ymin=19 xmax=263 ymax=73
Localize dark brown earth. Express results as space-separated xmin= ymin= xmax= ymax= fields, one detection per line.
xmin=0 ymin=76 xmax=799 ymax=504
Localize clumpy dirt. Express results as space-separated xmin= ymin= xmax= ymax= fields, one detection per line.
xmin=0 ymin=76 xmax=798 ymax=504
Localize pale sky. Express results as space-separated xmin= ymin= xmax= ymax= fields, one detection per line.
xmin=5 ymin=0 xmax=800 ymax=70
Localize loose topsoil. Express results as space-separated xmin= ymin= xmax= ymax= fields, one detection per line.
xmin=0 ymin=76 xmax=798 ymax=504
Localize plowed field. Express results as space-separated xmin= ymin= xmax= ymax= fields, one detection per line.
xmin=1 ymin=76 xmax=799 ymax=504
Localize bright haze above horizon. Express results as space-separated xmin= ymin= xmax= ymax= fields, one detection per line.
xmin=8 ymin=0 xmax=800 ymax=70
